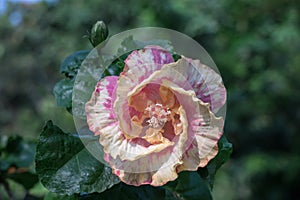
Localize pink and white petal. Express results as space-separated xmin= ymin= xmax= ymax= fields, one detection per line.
xmin=114 ymin=46 xmax=174 ymax=135
xmin=124 ymin=45 xmax=174 ymax=77
xmin=190 ymin=101 xmax=223 ymax=168
xmin=121 ymin=46 xmax=174 ymax=90
xmin=99 ymin=121 xmax=179 ymax=162
xmin=164 ymin=83 xmax=223 ymax=171
xmin=85 ymin=76 xmax=174 ymax=162
xmin=85 ymin=76 xmax=118 ymax=135
xmin=126 ymin=68 xmax=223 ymax=171
xmin=176 ymin=142 xmax=219 ymax=172
xmin=138 ymin=58 xmax=226 ymax=113
xmin=105 ymin=147 xmax=179 ymax=186
xmin=103 ymin=107 xmax=188 ymax=186
xmin=170 ymin=57 xmax=226 ymax=113
xmin=126 ymin=67 xmax=224 ymax=148
xmin=107 ymin=143 xmax=183 ymax=186
xmin=117 ymin=157 xmax=181 ymax=187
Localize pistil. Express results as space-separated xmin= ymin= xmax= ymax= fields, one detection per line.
xmin=145 ymin=103 xmax=171 ymax=128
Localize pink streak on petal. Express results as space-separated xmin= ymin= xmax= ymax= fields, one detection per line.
xmin=123 ymin=45 xmax=174 ymax=84
xmin=183 ymin=57 xmax=227 ymax=113
xmin=86 ymin=76 xmax=118 ymax=135
xmin=102 ymin=76 xmax=118 ymax=119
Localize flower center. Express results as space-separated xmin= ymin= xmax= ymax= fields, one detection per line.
xmin=145 ymin=103 xmax=171 ymax=128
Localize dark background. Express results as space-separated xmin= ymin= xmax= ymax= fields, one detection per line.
xmin=0 ymin=0 xmax=299 ymax=199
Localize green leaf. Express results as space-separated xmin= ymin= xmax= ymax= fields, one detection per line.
xmin=60 ymin=50 xmax=90 ymax=79
xmin=43 ymin=183 xmax=165 ymax=200
xmin=172 ymin=54 xmax=182 ymax=62
xmin=54 ymin=50 xmax=90 ymax=112
xmin=35 ymin=121 xmax=120 ymax=195
xmin=7 ymin=171 xmax=39 ymax=190
xmin=199 ymin=135 xmax=233 ymax=189
xmin=101 ymin=58 xmax=125 ymax=78
xmin=43 ymin=172 xmax=213 ymax=200
xmin=165 ymin=171 xmax=212 ymax=200
xmin=53 ymin=79 xmax=74 ymax=110
xmin=78 ymin=183 xmax=165 ymax=200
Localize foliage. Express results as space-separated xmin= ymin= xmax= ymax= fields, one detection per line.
xmin=53 ymin=50 xmax=90 ymax=113
xmin=36 ymin=121 xmax=120 ymax=195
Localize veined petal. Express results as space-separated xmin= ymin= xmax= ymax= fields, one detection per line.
xmin=170 ymin=57 xmax=226 ymax=113
xmin=158 ymin=80 xmax=223 ymax=171
xmin=85 ymin=76 xmax=118 ymax=135
xmin=112 ymin=158 xmax=181 ymax=186
xmin=175 ymin=95 xmax=223 ymax=171
xmin=99 ymin=122 xmax=175 ymax=161
xmin=104 ymin=106 xmax=188 ymax=186
xmin=124 ymin=65 xmax=224 ymax=171
xmin=115 ymin=46 xmax=174 ymax=138
xmin=124 ymin=45 xmax=174 ymax=77
xmin=121 ymin=46 xmax=174 ymax=90
xmin=105 ymin=149 xmax=180 ymax=186
xmin=177 ymin=142 xmax=219 ymax=172
xmin=134 ymin=57 xmax=226 ymax=113
xmin=86 ymin=47 xmax=226 ymax=187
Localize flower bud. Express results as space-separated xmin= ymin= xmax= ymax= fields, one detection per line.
xmin=89 ymin=21 xmax=109 ymax=47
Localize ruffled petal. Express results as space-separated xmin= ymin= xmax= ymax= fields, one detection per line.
xmin=86 ymin=49 xmax=226 ymax=186
xmin=106 ymin=149 xmax=180 ymax=186
xmin=99 ymin=123 xmax=175 ymax=161
xmin=124 ymin=64 xmax=224 ymax=171
xmin=121 ymin=46 xmax=174 ymax=91
xmin=115 ymin=46 xmax=174 ymax=138
xmin=175 ymin=94 xmax=223 ymax=171
xmin=85 ymin=76 xmax=118 ymax=135
xmin=104 ymin=106 xmax=188 ymax=186
xmin=86 ymin=76 xmax=175 ymax=162
xmin=124 ymin=45 xmax=174 ymax=79
xmin=176 ymin=143 xmax=219 ymax=172
xmin=170 ymin=57 xmax=227 ymax=113
xmin=161 ymin=80 xmax=223 ymax=170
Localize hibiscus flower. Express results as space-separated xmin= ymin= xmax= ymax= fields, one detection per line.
xmin=85 ymin=45 xmax=226 ymax=186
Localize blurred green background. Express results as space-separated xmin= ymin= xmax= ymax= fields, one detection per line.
xmin=0 ymin=0 xmax=299 ymax=199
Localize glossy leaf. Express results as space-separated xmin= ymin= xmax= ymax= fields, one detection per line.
xmin=101 ymin=58 xmax=125 ymax=78
xmin=79 ymin=183 xmax=165 ymax=200
xmin=53 ymin=78 xmax=74 ymax=110
xmin=35 ymin=121 xmax=120 ymax=195
xmin=54 ymin=50 xmax=89 ymax=112
xmin=45 ymin=183 xmax=169 ymax=200
xmin=60 ymin=50 xmax=90 ymax=79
